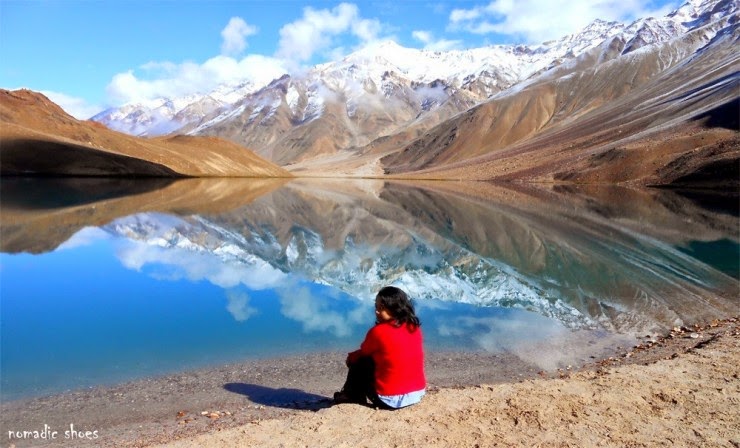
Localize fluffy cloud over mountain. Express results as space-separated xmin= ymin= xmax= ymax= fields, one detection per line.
xmin=46 ymin=1 xmax=683 ymax=114
xmin=276 ymin=2 xmax=384 ymax=64
xmin=449 ymin=0 xmax=677 ymax=42
xmin=220 ymin=17 xmax=259 ymax=56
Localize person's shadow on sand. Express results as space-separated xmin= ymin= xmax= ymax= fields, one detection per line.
xmin=223 ymin=383 xmax=332 ymax=411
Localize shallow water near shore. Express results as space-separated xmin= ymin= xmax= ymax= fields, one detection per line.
xmin=1 ymin=178 xmax=738 ymax=403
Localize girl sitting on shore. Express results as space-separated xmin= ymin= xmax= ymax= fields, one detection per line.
xmin=333 ymin=286 xmax=426 ymax=409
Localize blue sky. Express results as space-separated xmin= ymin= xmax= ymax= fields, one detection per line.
xmin=0 ymin=0 xmax=680 ymax=118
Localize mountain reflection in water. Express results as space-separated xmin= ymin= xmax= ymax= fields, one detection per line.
xmin=1 ymin=178 xmax=737 ymax=398
xmin=3 ymin=178 xmax=737 ymax=332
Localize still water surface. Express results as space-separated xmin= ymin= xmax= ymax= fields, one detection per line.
xmin=1 ymin=178 xmax=737 ymax=400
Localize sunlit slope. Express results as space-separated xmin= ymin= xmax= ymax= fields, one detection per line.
xmin=381 ymin=21 xmax=739 ymax=186
xmin=0 ymin=89 xmax=291 ymax=177
xmin=190 ymin=73 xmax=480 ymax=168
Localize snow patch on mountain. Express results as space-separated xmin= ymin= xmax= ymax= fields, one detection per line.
xmin=286 ymin=85 xmax=301 ymax=115
xmin=304 ymin=87 xmax=326 ymax=122
xmin=93 ymin=0 xmax=735 ymax=142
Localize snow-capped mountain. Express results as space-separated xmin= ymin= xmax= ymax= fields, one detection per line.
xmin=92 ymin=82 xmax=258 ymax=136
xmin=94 ymin=19 xmax=629 ymax=142
xmin=381 ymin=0 xmax=738 ymax=179
xmin=93 ymin=0 xmax=736 ymax=170
xmin=178 ymin=20 xmax=642 ymax=165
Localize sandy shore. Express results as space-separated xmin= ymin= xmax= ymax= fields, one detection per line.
xmin=2 ymin=349 xmax=551 ymax=448
xmin=154 ymin=318 xmax=740 ymax=448
xmin=2 ymin=318 xmax=737 ymax=448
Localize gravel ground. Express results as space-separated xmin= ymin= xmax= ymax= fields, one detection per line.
xmin=1 ymin=318 xmax=736 ymax=448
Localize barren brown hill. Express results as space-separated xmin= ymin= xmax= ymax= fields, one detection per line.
xmin=0 ymin=89 xmax=291 ymax=177
xmin=379 ymin=20 xmax=739 ymax=186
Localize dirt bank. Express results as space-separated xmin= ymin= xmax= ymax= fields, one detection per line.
xmin=154 ymin=318 xmax=739 ymax=448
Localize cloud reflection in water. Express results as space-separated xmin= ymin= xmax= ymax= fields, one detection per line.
xmin=101 ymin=216 xmax=369 ymax=336
xmin=115 ymin=237 xmax=286 ymax=291
xmin=225 ymin=290 xmax=258 ymax=322
xmin=114 ymin=238 xmax=369 ymax=335
xmin=437 ymin=310 xmax=633 ymax=371
xmin=276 ymin=283 xmax=367 ymax=337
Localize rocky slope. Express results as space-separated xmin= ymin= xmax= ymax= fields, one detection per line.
xmin=185 ymin=31 xmax=632 ymax=166
xmin=0 ymin=89 xmax=291 ymax=177
xmin=89 ymin=11 xmax=637 ymax=162
xmin=378 ymin=0 xmax=739 ymax=185
xmin=92 ymin=0 xmax=739 ymax=185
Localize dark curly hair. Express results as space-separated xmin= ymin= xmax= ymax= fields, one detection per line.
xmin=376 ymin=286 xmax=420 ymax=330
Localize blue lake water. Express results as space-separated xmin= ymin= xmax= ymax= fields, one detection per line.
xmin=1 ymin=178 xmax=737 ymax=401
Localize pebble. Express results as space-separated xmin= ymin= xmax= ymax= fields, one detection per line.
xmin=689 ymin=333 xmax=700 ymax=339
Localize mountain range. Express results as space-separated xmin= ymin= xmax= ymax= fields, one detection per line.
xmin=0 ymin=89 xmax=289 ymax=177
xmin=91 ymin=0 xmax=739 ymax=185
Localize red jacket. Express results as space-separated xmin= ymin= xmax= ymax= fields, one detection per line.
xmin=350 ymin=322 xmax=426 ymax=396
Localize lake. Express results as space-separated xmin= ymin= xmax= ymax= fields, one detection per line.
xmin=1 ymin=177 xmax=737 ymax=401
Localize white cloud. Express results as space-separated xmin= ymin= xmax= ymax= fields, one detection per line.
xmin=225 ymin=290 xmax=258 ymax=322
xmin=353 ymin=17 xmax=383 ymax=42
xmin=40 ymin=90 xmax=104 ymax=119
xmin=102 ymin=3 xmax=392 ymax=105
xmin=412 ymin=30 xmax=434 ymax=43
xmin=277 ymin=284 xmax=366 ymax=337
xmin=221 ymin=17 xmax=259 ymax=56
xmin=449 ymin=0 xmax=679 ymax=43
xmin=411 ymin=30 xmax=462 ymax=51
xmin=116 ymin=240 xmax=286 ymax=290
xmin=450 ymin=7 xmax=484 ymax=24
xmin=106 ymin=54 xmax=288 ymax=104
xmin=276 ymin=2 xmax=382 ymax=65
